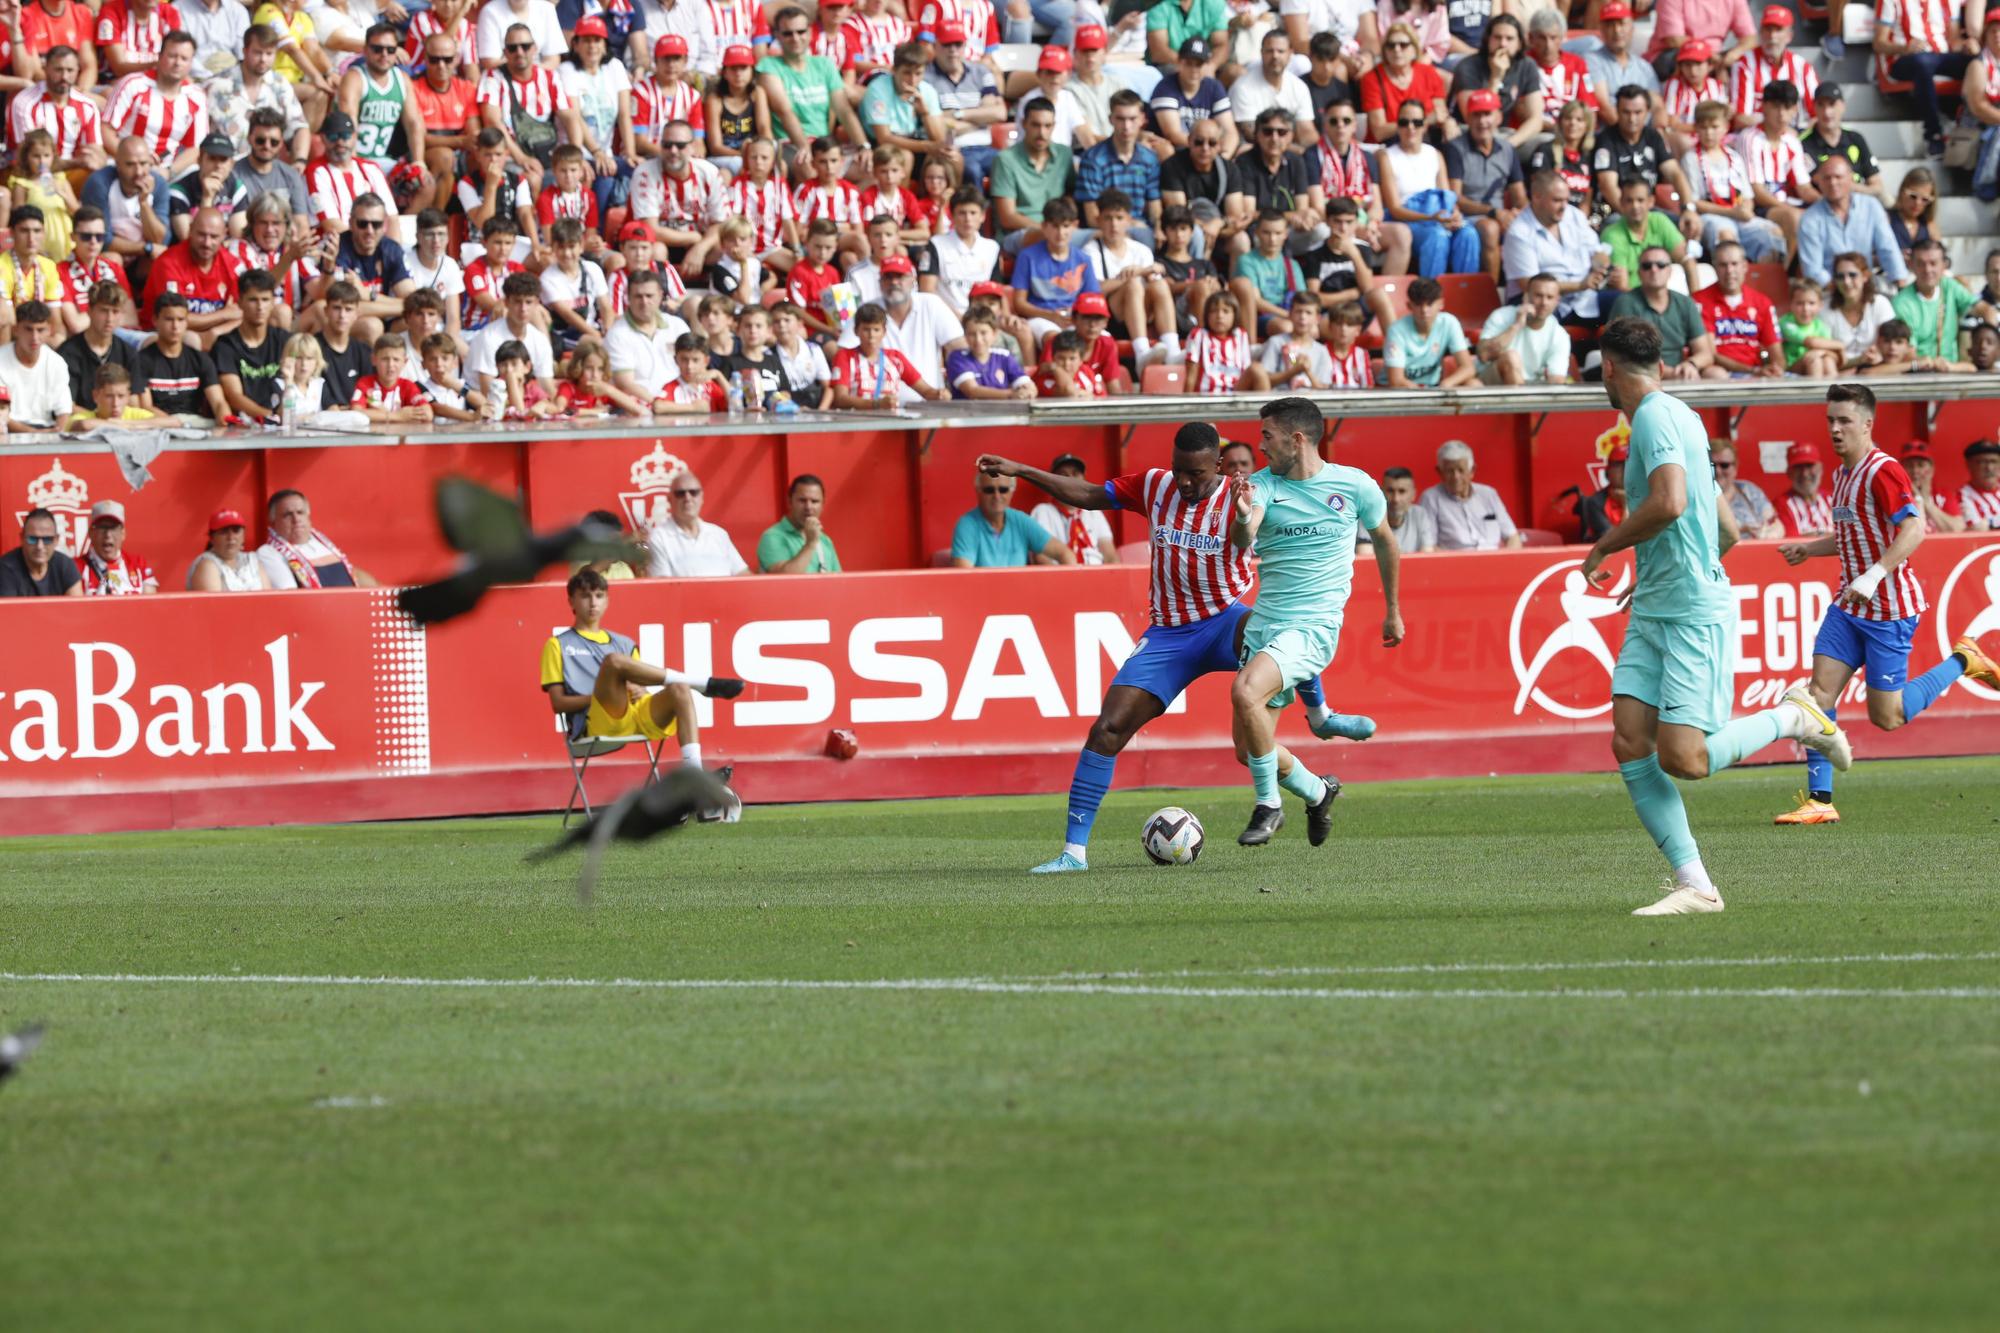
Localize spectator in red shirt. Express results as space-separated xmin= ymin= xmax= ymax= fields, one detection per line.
xmin=414 ymin=29 xmax=479 ymax=213
xmin=830 ymin=301 xmax=944 ymax=406
xmin=1034 ymin=328 xmax=1107 ymax=397
xmin=19 ymin=0 xmax=98 ymax=90
xmin=349 ymin=336 xmax=435 ymax=423
xmin=1040 ymin=291 xmax=1128 ymax=392
xmin=139 ymin=205 xmax=242 ymax=344
xmin=1694 ymin=239 xmax=1780 ymax=376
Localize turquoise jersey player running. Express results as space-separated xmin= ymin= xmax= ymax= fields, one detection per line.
xmin=1584 ymin=318 xmax=1853 ymax=916
xmin=1227 ymin=397 xmax=1406 ymax=848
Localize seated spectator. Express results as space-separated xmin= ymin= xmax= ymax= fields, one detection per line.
xmin=1220 ymin=438 xmax=1257 ymax=479
xmin=918 ymin=187 xmax=1002 ymax=318
xmin=1448 ymin=16 xmax=1545 ymax=146
xmin=1230 ymin=29 xmax=1316 ymax=149
xmin=1594 ymin=83 xmax=1697 ymax=224
xmin=1061 ymin=293 xmax=1130 ymax=391
xmin=232 ymin=107 xmax=312 ymax=218
xmin=1156 ymin=203 xmax=1221 ymax=339
xmin=1158 ymin=110 xmax=1233 ymax=262
xmin=1822 ymin=252 xmax=1898 ymax=368
xmin=0 ymin=207 xmax=72 ymax=346
xmin=305 ymin=111 xmax=393 ymax=239
xmin=1224 ymin=108 xmax=1325 ymax=261
xmin=76 ymin=498 xmax=157 ymax=594
xmin=1644 ymin=0 xmax=1756 ymax=74
xmin=1900 ymin=442 xmax=1966 ymax=534
xmin=1418 ymin=439 xmax=1523 ymax=550
xmin=948 ymin=307 xmax=1035 ymax=399
xmin=1528 ymin=8 xmax=1600 ymax=126
xmin=1029 ymin=452 xmax=1119 ymax=564
xmin=1325 ymin=301 xmax=1374 ymax=386
xmin=1260 ymin=293 xmax=1333 ymax=388
xmin=1230 ymin=208 xmax=1307 ymax=337
xmin=1728 ymin=7 xmax=1815 ymax=130
xmin=1186 ymin=291 xmax=1265 ymax=392
xmin=832 ymin=302 xmax=946 ymax=404
xmin=1970 ymin=21 xmax=2000 ymax=203
xmin=1661 ymin=40 xmax=1725 ymax=155
xmin=991 ymin=97 xmax=1075 ymax=254
xmin=469 ymin=272 xmax=558 ymax=402
xmin=720 ymin=306 xmax=799 ymax=410
xmin=607 ymin=271 xmax=693 ymax=406
xmin=14 ymin=41 xmax=104 ymax=169
xmin=66 ymin=363 xmax=161 ymax=429
xmin=188 ymin=507 xmax=275 ymax=591
xmin=477 ymin=27 xmax=586 ymax=193
xmin=1777 ymin=442 xmax=1832 ymax=536
xmin=15 ymin=131 xmax=81 ymax=262
xmin=1588 ymin=3 xmax=1660 ymax=119
xmin=1527 ymin=101 xmax=1602 ymax=223
xmin=879 ymin=254 xmax=965 ymax=401
xmin=417 ymin=333 xmax=487 ymax=421
xmin=1035 ymin=327 xmax=1110 ymax=397
xmin=1384 ymin=276 xmax=1477 ymax=389
xmin=1778 ymin=277 xmax=1844 ymax=378
xmin=949 ymin=470 xmax=1075 ymax=568
xmin=0 ymin=507 xmax=82 ymax=597
xmin=1888 ymin=166 xmax=1938 ymax=262
xmin=1379 ymin=98 xmax=1479 ymax=280
xmin=1010 ymin=196 xmax=1099 ymax=341
xmin=1972 ymin=321 xmax=2000 ymax=374
xmin=258 ymin=488 xmax=377 ymax=588
xmin=0 ymin=301 xmax=74 ymax=429
xmin=1797 ymin=153 xmax=1907 ymax=289
xmin=645 ymin=469 xmax=751 ymax=577
xmin=1960 ymin=439 xmax=2000 ymax=530
xmin=83 ymin=136 xmax=171 ymax=282
xmin=59 ymin=282 xmax=144 ymax=409
xmin=1875 ymin=0 xmax=1975 ymax=158
xmin=555 ymin=342 xmax=642 ymax=418
xmin=214 ymin=269 xmax=286 ymax=424
xmin=655 ymin=334 xmax=730 ymax=415
xmin=1359 ymin=21 xmax=1450 ymax=146
xmin=1712 ymin=439 xmax=1783 ymax=538
xmin=168 ymin=132 xmax=251 ymax=243
xmin=139 ymin=206 xmax=243 ymax=347
xmin=1736 ymin=78 xmax=1813 ymax=259
xmin=139 ymin=293 xmax=229 ymax=423
xmin=923 ymin=23 xmax=1007 ymax=188
xmin=1858 ymin=316 xmax=1932 ymax=375
xmin=1445 ymin=90 xmax=1526 ymax=275
xmin=1612 ymin=245 xmax=1718 ymax=376
xmin=1503 ymin=171 xmax=1605 ymax=323
xmin=1576 ymin=444 xmax=1629 ymax=544
xmin=1476 ymin=273 xmax=1572 ymax=385
xmin=543 ymin=218 xmax=612 ymax=354
xmin=1083 ymin=189 xmax=1177 ymax=365
xmin=491 ymin=338 xmax=560 ymax=419
xmin=1603 ymin=174 xmax=1694 ymax=292
xmin=1696 ymin=241 xmax=1781 ymax=377
xmin=350 ymin=337 xmax=436 ymax=424
xmin=61 ymin=209 xmax=132 ymax=338
xmin=770 ymin=302 xmax=834 ymax=408
xmin=861 ymin=41 xmax=954 ymax=161
xmin=758 ymin=474 xmax=843 ymax=574
xmin=1892 ymin=240 xmax=1997 ymax=363
xmin=1799 ymin=82 xmax=1883 ymax=202
xmin=1078 ymin=91 xmax=1163 ymax=244
xmin=1357 ymin=465 xmax=1437 ymax=553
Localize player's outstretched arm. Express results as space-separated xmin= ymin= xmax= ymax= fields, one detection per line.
xmin=1367 ymin=521 xmax=1405 ymax=647
xmin=975 ymin=455 xmax=1114 ymax=510
xmin=1778 ymin=534 xmax=1839 ymax=565
xmin=1583 ymin=462 xmax=1687 ymax=586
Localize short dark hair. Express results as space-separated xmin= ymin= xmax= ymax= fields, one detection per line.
xmin=416 ymin=207 xmax=448 ymax=232
xmin=1599 ymin=315 xmax=1664 ymax=368
xmin=403 ymin=287 xmax=445 ymax=315
xmin=854 ymin=302 xmax=887 ymax=328
xmin=949 ymin=185 xmax=985 ymax=212
xmin=1260 ymin=396 xmax=1323 ymax=444
xmin=1109 ymin=88 xmax=1145 ymax=114
xmin=22 ymin=507 xmax=56 ymax=527
xmin=480 ymin=216 xmax=517 ymax=243
xmin=501 ymin=271 xmax=540 ymax=300
xmin=151 ymin=292 xmax=189 ymax=317
xmin=1051 ymin=329 xmax=1084 ymax=355
xmin=1160 ymin=204 xmax=1195 ymax=229
xmin=1406 ymin=276 xmax=1442 ymax=305
xmin=325 ymin=279 xmax=362 ymax=305
xmin=237 ymin=268 xmax=278 ymax=296
xmin=248 ymin=106 xmax=285 ymax=131
xmin=788 ymin=473 xmax=826 ymax=496
xmin=10 ymin=204 xmax=43 ymax=229
xmin=1616 ymin=83 xmax=1650 ymax=105
xmin=1879 ymin=317 xmax=1912 ymax=341
xmin=1096 ymin=188 xmax=1132 ymax=216
xmin=1826 ymin=382 xmax=1877 ymax=415
xmin=494 ymin=338 xmax=531 ymax=366
xmin=1020 ymin=97 xmax=1055 ymax=123
xmin=673 ymin=331 xmax=706 ymax=355
xmin=1220 ymin=439 xmax=1256 ymax=459
xmin=1173 ymin=421 xmax=1221 ymax=454
xmin=567 ymin=567 xmax=608 ymax=596
xmin=1384 ymin=466 xmax=1414 ymax=483
xmin=626 ymin=269 xmax=663 ymax=296
xmin=1042 ymin=196 xmax=1078 ymax=225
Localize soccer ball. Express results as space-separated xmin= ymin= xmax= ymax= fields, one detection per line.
xmin=1142 ymin=807 xmax=1205 ymax=866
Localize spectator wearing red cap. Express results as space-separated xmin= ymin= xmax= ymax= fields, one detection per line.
xmin=632 ymin=34 xmax=704 ymax=162
xmin=1011 ymin=43 xmax=1097 ymax=150
xmin=77 ymin=498 xmax=156 ymax=595
xmin=1445 ymin=88 xmax=1527 ymax=274
xmin=922 ymin=21 xmax=1006 ymax=187
xmin=1586 ymin=3 xmax=1662 ymax=122
xmin=1728 ymin=6 xmax=1816 ymax=131
xmin=1577 ymin=443 xmax=1631 ymax=543
xmin=1780 ymin=441 xmax=1834 ymax=537
xmin=878 ymin=250 xmax=967 ymax=400
xmin=702 ymin=46 xmax=767 ymax=176
xmin=1964 ymin=439 xmax=2000 ymax=529
xmin=1875 ymin=0 xmax=1977 ymax=157
xmin=646 ymin=0 xmax=723 ymax=80
xmin=1661 ymin=39 xmax=1725 ymax=152
xmin=1901 ymin=441 xmax=1967 ymax=533
xmin=1066 ymin=23 xmax=1118 ymax=144
xmin=1968 ymin=15 xmax=2000 ymax=201
xmin=188 ymin=506 xmax=272 ymax=590
xmin=914 ymin=2 xmax=1003 ymax=57
xmin=1646 ymin=0 xmax=1756 ymax=76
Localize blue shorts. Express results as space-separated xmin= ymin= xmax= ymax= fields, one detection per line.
xmin=1813 ymin=606 xmax=1919 ymax=692
xmin=1111 ymin=601 xmax=1251 ymax=707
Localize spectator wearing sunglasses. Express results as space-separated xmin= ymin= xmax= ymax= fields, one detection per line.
xmin=644 ymin=470 xmax=752 ymax=578
xmin=230 ymin=108 xmax=311 ymax=219
xmin=950 ymin=470 xmax=1076 ymax=568
xmin=0 ymin=506 xmax=83 ymax=598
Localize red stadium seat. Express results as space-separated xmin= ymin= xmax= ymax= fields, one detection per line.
xmin=603 ymin=205 xmax=629 ymax=240
xmin=990 ymin=123 xmax=1020 ymax=149
xmin=1359 ymin=276 xmax=1411 ymax=350
xmin=1519 ymin=528 xmax=1570 ymax=547
xmin=1438 ymin=273 xmax=1500 ymax=326
xmin=1140 ymin=363 xmax=1186 ymax=394
xmin=1744 ymin=262 xmax=1790 ymax=305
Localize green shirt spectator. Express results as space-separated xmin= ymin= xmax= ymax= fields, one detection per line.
xmin=757 ymin=516 xmax=842 ymax=574
xmin=1235 ymin=248 xmax=1304 ymax=308
xmin=1890 ymin=278 xmax=1978 ymax=360
xmin=757 ymin=53 xmax=845 ymax=141
xmin=1601 ymin=210 xmax=1682 ymax=286
xmin=1148 ymin=0 xmax=1228 ymax=60
xmin=1777 ymin=313 xmax=1831 ymax=369
xmin=1607 ymin=288 xmax=1707 ymax=368
xmin=989 ymin=141 xmax=1075 ymax=226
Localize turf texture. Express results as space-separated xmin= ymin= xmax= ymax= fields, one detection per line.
xmin=2 ymin=757 xmax=1996 ymax=1331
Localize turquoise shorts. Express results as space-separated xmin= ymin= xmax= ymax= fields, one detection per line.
xmin=1241 ymin=619 xmax=1339 ymax=710
xmin=1611 ymin=616 xmax=1735 ymax=735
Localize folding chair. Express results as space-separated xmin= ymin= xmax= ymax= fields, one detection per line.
xmin=559 ymin=715 xmax=665 ymax=829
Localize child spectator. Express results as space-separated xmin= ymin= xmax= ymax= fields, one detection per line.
xmin=859 ymin=145 xmax=928 ymax=247
xmin=792 ymin=138 xmax=868 ymax=257
xmin=463 ymin=217 xmax=525 ymax=334
xmin=1084 ymin=188 xmax=1178 ymax=367
xmin=831 ymin=302 xmax=944 ymax=405
xmin=138 ymin=293 xmax=228 ymax=423
xmin=1260 ymin=293 xmax=1333 ymax=389
xmin=948 ymin=307 xmax=1036 ymax=400
xmin=1010 ymin=196 xmax=1098 ymax=342
xmin=65 ymin=364 xmax=160 ymax=430
xmin=1230 ymin=208 xmax=1305 ymax=339
xmin=1034 ymin=328 xmax=1109 ymax=398
xmin=720 ymin=305 xmax=796 ymax=408
xmin=1049 ymin=292 xmax=1129 ymax=392
xmin=657 ymin=332 xmax=729 ymax=413
xmin=541 ymin=218 xmax=611 ymax=353
xmin=705 ymin=217 xmax=772 ymax=303
xmin=1780 ymin=277 xmax=1844 ymax=378
xmin=1155 ymin=204 xmax=1218 ymax=341
xmin=770 ymin=301 xmax=834 ymax=408
xmin=967 ymin=281 xmax=1028 ymax=359
xmin=1325 ymin=302 xmax=1374 ymax=387
xmin=350 ymin=335 xmax=436 ymax=423
xmin=697 ymin=293 xmax=739 ymax=361
xmin=919 ymin=187 xmax=1000 ymax=317
xmin=702 ymin=137 xmax=799 ymax=274
xmin=398 ymin=289 xmax=453 ymax=365
xmin=785 ymin=219 xmax=844 ymax=337
xmin=536 ymin=145 xmax=602 ymax=235
xmin=1185 ymin=292 xmax=1266 ymax=393
xmin=11 ymin=130 xmax=78 ymax=262
xmin=416 ymin=332 xmax=485 ymax=421
xmin=493 ymin=338 xmax=560 ymax=420
xmin=559 ymin=339 xmax=650 ymax=416
xmin=1383 ymin=275 xmax=1477 ymax=387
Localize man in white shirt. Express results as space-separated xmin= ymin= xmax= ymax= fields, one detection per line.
xmin=1417 ymin=439 xmax=1524 ymax=550
xmin=1475 ymin=273 xmax=1572 ymax=385
xmin=1029 ymin=452 xmax=1119 ymax=565
xmin=0 ymin=303 xmax=73 ymax=429
xmin=879 ymin=254 xmax=964 ymax=403
xmin=182 ymin=0 xmax=252 ymax=76
xmin=467 ymin=271 xmax=556 ymax=398
xmin=1228 ymin=29 xmax=1317 ymax=150
xmin=606 ymin=270 xmax=692 ymax=404
xmin=642 ymin=0 xmax=721 ymax=80
xmin=475 ymin=0 xmax=566 ymax=71
xmin=646 ymin=470 xmax=751 ymax=577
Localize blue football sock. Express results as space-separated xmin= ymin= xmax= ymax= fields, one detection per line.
xmin=1804 ymin=701 xmax=1836 ymax=798
xmin=1296 ymin=675 xmax=1325 ymax=708
xmin=1619 ymin=755 xmax=1700 ymax=871
xmin=1063 ymin=748 xmax=1117 ymax=851
xmin=1902 ymin=655 xmax=1964 ymax=721
xmin=1248 ymin=750 xmax=1281 ymax=807
xmin=1278 ymin=756 xmax=1327 ymax=805
xmin=1704 ymin=708 xmax=1787 ymax=776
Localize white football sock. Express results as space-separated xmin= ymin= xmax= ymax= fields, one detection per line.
xmin=1773 ymin=700 xmax=1809 ymax=738
xmin=679 ymin=742 xmax=703 ymax=769
xmin=1673 ymin=858 xmax=1717 ymax=896
xmin=1305 ymin=702 xmax=1331 ymax=725
xmin=1062 ymin=842 xmax=1087 ymax=860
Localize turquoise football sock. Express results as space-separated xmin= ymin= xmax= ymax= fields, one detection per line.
xmin=1703 ymin=708 xmax=1787 ymax=776
xmin=1248 ymin=750 xmax=1281 ymax=808
xmin=1278 ymin=757 xmax=1327 ymax=806
xmin=1619 ymin=754 xmax=1700 ymax=871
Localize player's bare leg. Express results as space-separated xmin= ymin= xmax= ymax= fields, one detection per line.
xmin=1231 ymin=654 xmax=1339 ymax=846
xmin=1033 ymin=685 xmax=1169 ymax=873
xmin=1612 ymin=697 xmax=1725 ymax=915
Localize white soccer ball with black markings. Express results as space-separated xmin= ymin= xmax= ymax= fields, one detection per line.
xmin=1142 ymin=807 xmax=1205 ymax=866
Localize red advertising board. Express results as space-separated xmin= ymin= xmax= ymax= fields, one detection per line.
xmin=4 ymin=536 xmax=1998 ymax=835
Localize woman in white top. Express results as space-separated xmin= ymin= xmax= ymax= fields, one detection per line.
xmin=1376 ymin=98 xmax=1477 ymax=277
xmin=187 ymin=511 xmax=275 ymax=591
xmin=1822 ymin=252 xmax=1898 ymax=369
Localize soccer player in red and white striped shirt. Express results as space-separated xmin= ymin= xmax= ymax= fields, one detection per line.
xmin=108 ymin=31 xmax=206 ymax=167
xmin=11 ymin=51 xmax=104 ymax=168
xmin=1771 ymin=383 xmax=2000 ymax=824
xmin=1728 ymin=10 xmax=1817 ymax=129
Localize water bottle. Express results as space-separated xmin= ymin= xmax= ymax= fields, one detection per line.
xmin=739 ymin=367 xmax=762 ymax=411
xmin=726 ymin=374 xmax=744 ymax=416
xmin=279 ymin=383 xmax=300 ymax=434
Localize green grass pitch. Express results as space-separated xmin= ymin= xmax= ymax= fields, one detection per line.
xmin=3 ymin=757 xmax=1997 ymax=1331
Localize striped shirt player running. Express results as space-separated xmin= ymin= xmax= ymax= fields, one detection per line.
xmin=1585 ymin=318 xmax=1850 ymax=916
xmin=1770 ymin=383 xmax=2000 ymax=825
xmin=979 ymin=423 xmax=1370 ymax=875
xmin=1228 ymin=398 xmax=1405 ymax=849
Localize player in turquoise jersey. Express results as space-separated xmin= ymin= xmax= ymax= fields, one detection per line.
xmin=1227 ymin=397 xmax=1405 ymax=847
xmin=1585 ymin=318 xmax=1853 ymax=916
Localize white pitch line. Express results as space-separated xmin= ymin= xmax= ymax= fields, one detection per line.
xmin=0 ymin=972 xmax=1994 ymax=1001
xmin=1004 ymin=950 xmax=2000 ymax=983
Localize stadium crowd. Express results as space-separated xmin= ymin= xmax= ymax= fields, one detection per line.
xmin=3 ymin=0 xmax=2000 ymax=594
